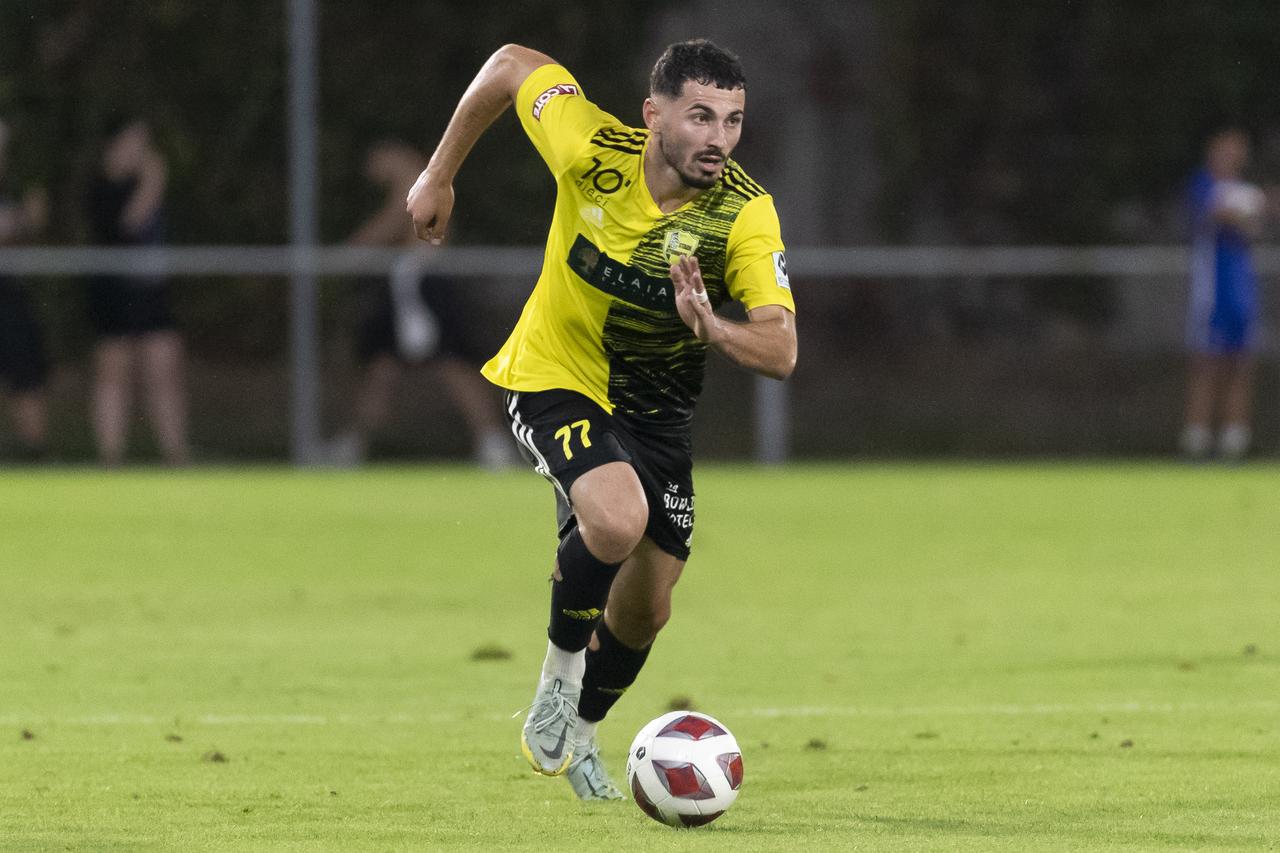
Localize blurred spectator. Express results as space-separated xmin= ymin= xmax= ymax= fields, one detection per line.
xmin=1180 ymin=128 xmax=1267 ymax=462
xmin=322 ymin=140 xmax=516 ymax=468
xmin=87 ymin=118 xmax=190 ymax=466
xmin=0 ymin=118 xmax=51 ymax=462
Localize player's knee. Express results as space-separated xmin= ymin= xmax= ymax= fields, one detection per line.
xmin=578 ymin=500 xmax=648 ymax=564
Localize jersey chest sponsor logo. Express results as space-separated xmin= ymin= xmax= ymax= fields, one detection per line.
xmin=531 ymin=83 xmax=580 ymax=121
xmin=567 ymin=233 xmax=673 ymax=311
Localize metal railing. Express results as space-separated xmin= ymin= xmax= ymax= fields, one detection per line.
xmin=3 ymin=243 xmax=1275 ymax=463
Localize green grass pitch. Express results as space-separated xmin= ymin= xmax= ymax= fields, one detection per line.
xmin=1 ymin=463 xmax=1277 ymax=851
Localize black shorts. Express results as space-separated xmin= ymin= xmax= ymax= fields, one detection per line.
xmin=505 ymin=389 xmax=695 ymax=561
xmin=357 ymin=276 xmax=485 ymax=364
xmin=88 ymin=276 xmax=176 ymax=338
xmin=0 ymin=280 xmax=49 ymax=393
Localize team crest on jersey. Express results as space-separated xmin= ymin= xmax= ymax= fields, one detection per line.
xmin=663 ymin=230 xmax=701 ymax=264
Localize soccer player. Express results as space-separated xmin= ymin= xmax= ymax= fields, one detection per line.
xmin=1181 ymin=128 xmax=1266 ymax=461
xmin=407 ymin=40 xmax=796 ymax=799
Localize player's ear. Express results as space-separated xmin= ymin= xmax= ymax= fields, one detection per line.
xmin=642 ymin=97 xmax=660 ymax=131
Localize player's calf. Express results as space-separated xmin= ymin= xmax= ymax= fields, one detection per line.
xmin=579 ymin=619 xmax=652 ymax=724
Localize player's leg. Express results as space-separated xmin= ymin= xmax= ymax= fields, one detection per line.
xmin=92 ymin=337 xmax=132 ymax=467
xmin=583 ymin=537 xmax=683 ymax=715
xmin=322 ymin=282 xmax=400 ymax=466
xmin=354 ymin=353 xmax=400 ymax=438
xmin=508 ymin=390 xmax=648 ymax=775
xmin=434 ymin=356 xmax=517 ymax=469
xmin=139 ymin=329 xmax=190 ymax=466
xmin=566 ymin=430 xmax=694 ymax=800
xmin=1218 ymin=353 xmax=1255 ymax=461
xmin=10 ymin=390 xmax=47 ymax=458
xmin=0 ymin=288 xmax=50 ymax=459
xmin=1180 ymin=352 xmax=1216 ymax=458
xmin=421 ymin=279 xmax=517 ymax=469
xmin=522 ymin=462 xmax=648 ymax=775
xmin=567 ymin=537 xmax=683 ymax=800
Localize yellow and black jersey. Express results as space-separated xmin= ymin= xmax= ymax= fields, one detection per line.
xmin=481 ymin=63 xmax=795 ymax=433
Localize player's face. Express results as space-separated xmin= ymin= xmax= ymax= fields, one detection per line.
xmin=104 ymin=122 xmax=149 ymax=178
xmin=650 ymin=82 xmax=745 ymax=189
xmin=1207 ymin=133 xmax=1249 ymax=179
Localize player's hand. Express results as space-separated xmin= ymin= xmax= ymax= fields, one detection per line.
xmin=671 ymin=255 xmax=719 ymax=343
xmin=406 ymin=168 xmax=455 ymax=245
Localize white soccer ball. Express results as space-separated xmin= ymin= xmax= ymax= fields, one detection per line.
xmin=1216 ymin=180 xmax=1266 ymax=220
xmin=625 ymin=710 xmax=744 ymax=828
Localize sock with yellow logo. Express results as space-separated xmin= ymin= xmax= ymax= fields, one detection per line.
xmin=548 ymin=525 xmax=621 ymax=652
xmin=579 ymin=619 xmax=651 ymax=722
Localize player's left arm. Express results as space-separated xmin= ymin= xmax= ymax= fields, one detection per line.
xmin=671 ymin=193 xmax=797 ymax=379
xmin=672 ymin=255 xmax=797 ymax=380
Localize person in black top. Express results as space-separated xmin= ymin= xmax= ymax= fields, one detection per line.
xmin=0 ymin=118 xmax=51 ymax=461
xmin=86 ymin=118 xmax=190 ymax=466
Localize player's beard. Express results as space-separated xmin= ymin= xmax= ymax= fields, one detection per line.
xmin=659 ymin=135 xmax=724 ymax=190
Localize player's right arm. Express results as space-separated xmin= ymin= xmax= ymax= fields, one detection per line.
xmin=406 ymin=44 xmax=556 ymax=244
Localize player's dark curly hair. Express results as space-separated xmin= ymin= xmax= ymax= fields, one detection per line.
xmin=649 ymin=39 xmax=745 ymax=98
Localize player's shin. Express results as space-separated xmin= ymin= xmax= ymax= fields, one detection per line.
xmin=578 ymin=619 xmax=652 ymax=723
xmin=547 ymin=525 xmax=622 ymax=654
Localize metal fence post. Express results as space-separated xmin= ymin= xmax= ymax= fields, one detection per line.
xmin=753 ymin=375 xmax=790 ymax=464
xmin=287 ymin=0 xmax=321 ymax=466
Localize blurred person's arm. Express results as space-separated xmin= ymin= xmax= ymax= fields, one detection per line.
xmin=406 ymin=44 xmax=556 ymax=244
xmin=121 ymin=149 xmax=166 ymax=236
xmin=1210 ymin=205 xmax=1260 ymax=234
xmin=1208 ymin=180 xmax=1266 ymax=239
xmin=349 ymin=200 xmax=414 ymax=246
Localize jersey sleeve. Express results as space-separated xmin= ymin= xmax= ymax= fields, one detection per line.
xmin=725 ymin=195 xmax=795 ymax=313
xmin=515 ymin=64 xmax=609 ymax=179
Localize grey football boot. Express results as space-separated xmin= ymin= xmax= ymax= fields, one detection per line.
xmin=565 ymin=738 xmax=625 ymax=800
xmin=519 ymin=677 xmax=580 ymax=776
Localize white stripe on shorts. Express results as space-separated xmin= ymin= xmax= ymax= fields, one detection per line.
xmin=507 ymin=392 xmax=570 ymax=506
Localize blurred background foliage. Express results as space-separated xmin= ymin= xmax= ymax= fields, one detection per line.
xmin=3 ymin=0 xmax=1278 ymax=247
xmin=1 ymin=1 xmax=1277 ymax=458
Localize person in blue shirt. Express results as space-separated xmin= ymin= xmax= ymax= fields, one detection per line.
xmin=1181 ymin=128 xmax=1267 ymax=461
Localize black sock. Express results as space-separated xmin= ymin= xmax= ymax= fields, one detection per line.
xmin=547 ymin=525 xmax=621 ymax=652
xmin=578 ymin=619 xmax=652 ymax=722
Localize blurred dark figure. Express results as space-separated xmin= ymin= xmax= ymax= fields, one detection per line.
xmin=86 ymin=118 xmax=190 ymax=466
xmin=1180 ymin=128 xmax=1268 ymax=461
xmin=322 ymin=140 xmax=515 ymax=468
xmin=0 ymin=118 xmax=51 ymax=461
